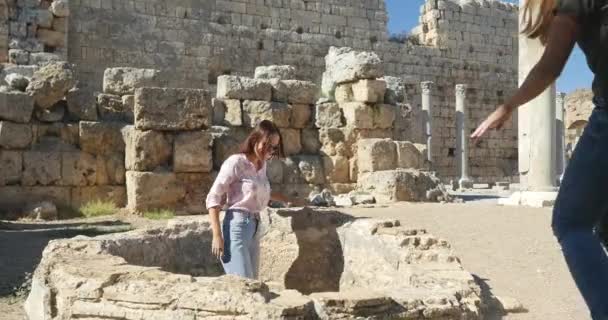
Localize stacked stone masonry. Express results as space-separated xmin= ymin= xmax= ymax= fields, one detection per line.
xmin=60 ymin=0 xmax=518 ymax=182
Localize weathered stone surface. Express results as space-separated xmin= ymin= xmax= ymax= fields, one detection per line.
xmin=242 ymin=100 xmax=291 ymax=128
xmin=284 ymin=156 xmax=324 ymax=184
xmin=24 ymin=201 xmax=57 ymax=220
xmin=321 ymin=47 xmax=384 ymax=98
xmin=174 ymin=131 xmax=213 ymax=173
xmin=383 ymin=76 xmax=407 ymax=104
xmin=211 ymin=126 xmax=248 ymax=169
xmin=122 ymin=126 xmax=171 ymax=171
xmin=254 ymin=65 xmax=297 ymax=80
xmin=134 ymin=87 xmax=211 ymax=130
xmin=79 ymin=121 xmax=125 ymax=156
xmin=283 ymin=80 xmax=318 ymax=104
xmin=319 ymin=128 xmax=349 ymax=157
xmin=37 ymin=28 xmax=65 ymax=48
xmin=211 ymin=98 xmax=225 ymax=125
xmin=36 ymin=10 xmax=53 ymax=28
xmin=223 ymin=99 xmax=243 ymax=126
xmin=66 ymin=87 xmax=97 ymax=121
xmin=35 ymin=100 xmax=65 ymax=122
xmin=0 ymin=186 xmax=71 ymax=211
xmin=29 ymin=53 xmax=63 ymax=66
xmin=352 ymin=79 xmax=386 ymax=103
xmin=290 ymin=104 xmax=311 ymax=129
xmin=342 ymin=102 xmax=373 ymax=129
xmin=5 ymin=73 xmax=29 ymax=91
xmin=26 ymin=61 xmax=75 ymax=109
xmin=357 ymin=169 xmax=450 ymax=203
xmin=126 ymin=171 xmax=186 ymax=212
xmin=71 ymin=186 xmax=127 ymax=208
xmin=315 ymin=103 xmax=343 ymax=128
xmin=357 ymin=138 xmax=397 ymax=174
xmin=396 ymin=141 xmax=427 ymax=169
xmin=176 ymin=172 xmax=216 ymax=214
xmin=0 ymin=121 xmax=32 ymax=148
xmin=32 ymin=122 xmax=79 ymax=148
xmin=267 ymin=158 xmax=284 ymax=184
xmin=217 ymin=75 xmax=272 ymax=101
xmin=279 ymin=128 xmax=301 ymax=156
xmin=0 ymin=151 xmax=22 ymax=185
xmin=8 ymin=49 xmax=29 ymax=65
xmin=301 ymin=128 xmax=321 ymax=154
xmin=22 ymin=151 xmax=61 ymax=186
xmin=50 ymin=0 xmax=70 ymax=17
xmin=335 ymin=83 xmax=353 ymax=103
xmin=98 ymin=93 xmax=131 ymax=122
xmin=103 ymin=68 xmax=165 ymax=96
xmin=374 ymin=104 xmax=396 ymax=129
xmin=61 ymin=151 xmax=97 ymax=186
xmin=323 ymin=155 xmax=350 ymax=183
xmin=95 ymin=153 xmax=125 ymax=185
xmin=0 ymin=91 xmax=35 ymax=123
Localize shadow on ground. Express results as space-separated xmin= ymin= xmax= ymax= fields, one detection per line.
xmin=0 ymin=220 xmax=132 ymax=297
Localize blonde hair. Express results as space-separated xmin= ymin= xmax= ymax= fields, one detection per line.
xmin=521 ymin=0 xmax=557 ymax=44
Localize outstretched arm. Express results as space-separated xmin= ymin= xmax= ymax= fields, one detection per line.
xmin=471 ymin=14 xmax=579 ymax=142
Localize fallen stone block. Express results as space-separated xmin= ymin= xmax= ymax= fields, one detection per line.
xmin=395 ymin=141 xmax=427 ymax=169
xmin=357 ymin=169 xmax=450 ymax=203
xmin=217 ymin=75 xmax=272 ymax=101
xmin=103 ymin=67 xmax=166 ymax=96
xmin=321 ymin=46 xmax=383 ymax=98
xmin=173 ymin=131 xmax=213 ymax=173
xmin=26 ymin=61 xmax=75 ymax=109
xmin=0 ymin=91 xmax=35 ymax=123
xmin=134 ymin=87 xmax=211 ymax=131
xmin=126 ymin=171 xmax=186 ymax=212
xmin=357 ymin=138 xmax=397 ymax=174
xmin=242 ymin=100 xmax=291 ymax=128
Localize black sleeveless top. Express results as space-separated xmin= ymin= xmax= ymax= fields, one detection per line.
xmin=556 ymin=0 xmax=608 ymax=99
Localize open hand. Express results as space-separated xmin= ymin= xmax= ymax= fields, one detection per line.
xmin=211 ymin=235 xmax=224 ymax=259
xmin=471 ymin=104 xmax=515 ymax=144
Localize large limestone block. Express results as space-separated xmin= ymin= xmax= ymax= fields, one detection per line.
xmin=126 ymin=171 xmax=186 ymax=212
xmin=352 ymin=79 xmax=386 ymax=103
xmin=134 ymin=87 xmax=211 ymax=131
xmin=103 ymin=68 xmax=166 ymax=96
xmin=357 ymin=138 xmax=397 ymax=174
xmin=0 ymin=151 xmax=22 ymax=185
xmin=71 ymin=186 xmax=127 ymax=208
xmin=22 ymin=151 xmax=61 ymax=186
xmin=279 ymin=128 xmax=301 ymax=156
xmin=335 ymin=83 xmax=354 ymax=103
xmin=254 ymin=65 xmax=297 ymax=80
xmin=284 ymin=156 xmax=325 ymax=185
xmin=341 ymin=102 xmax=374 ymax=129
xmin=176 ymin=172 xmax=215 ymax=214
xmin=321 ymin=47 xmax=383 ymax=98
xmin=242 ymin=100 xmax=291 ymax=128
xmin=66 ymin=87 xmax=97 ymax=121
xmin=318 ymin=128 xmax=349 ymax=157
xmin=374 ymin=104 xmax=396 ymax=129
xmin=61 ymin=151 xmax=97 ymax=186
xmin=282 ymin=80 xmax=318 ymax=104
xmin=301 ymin=129 xmax=321 ymax=154
xmin=174 ymin=131 xmax=213 ymax=173
xmin=217 ymin=75 xmax=272 ymax=101
xmin=219 ymin=99 xmax=243 ymax=126
xmin=395 ymin=141 xmax=427 ymax=169
xmin=95 ymin=153 xmax=125 ymax=185
xmin=79 ymin=121 xmax=125 ymax=156
xmin=322 ymin=155 xmax=350 ymax=183
xmin=0 ymin=91 xmax=35 ymax=123
xmin=315 ymin=103 xmax=343 ymax=128
xmin=211 ymin=126 xmax=249 ymax=169
xmin=0 ymin=121 xmax=32 ymax=148
xmin=290 ymin=104 xmax=311 ymax=129
xmin=26 ymin=62 xmax=75 ymax=109
xmin=98 ymin=93 xmax=131 ymax=122
xmin=122 ymin=126 xmax=171 ymax=171
xmin=357 ymin=169 xmax=448 ymax=203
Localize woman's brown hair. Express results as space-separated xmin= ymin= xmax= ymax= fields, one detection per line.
xmin=239 ymin=120 xmax=285 ymax=159
xmin=521 ymin=0 xmax=557 ymax=44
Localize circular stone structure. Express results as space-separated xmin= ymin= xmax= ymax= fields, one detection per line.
xmin=25 ymin=208 xmax=484 ymax=319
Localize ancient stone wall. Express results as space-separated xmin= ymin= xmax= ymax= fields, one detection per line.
xmin=64 ymin=0 xmax=519 ymax=183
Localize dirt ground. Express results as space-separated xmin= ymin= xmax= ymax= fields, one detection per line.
xmin=0 ymin=202 xmax=590 ymax=320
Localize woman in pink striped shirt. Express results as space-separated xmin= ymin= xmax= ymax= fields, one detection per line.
xmin=206 ymin=120 xmax=300 ymax=279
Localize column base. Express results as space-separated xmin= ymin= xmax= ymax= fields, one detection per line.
xmin=458 ymin=178 xmax=473 ymax=190
xmin=498 ymin=191 xmax=558 ymax=208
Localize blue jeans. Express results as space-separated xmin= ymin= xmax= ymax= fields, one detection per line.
xmin=553 ymin=97 xmax=608 ymax=320
xmin=221 ymin=209 xmax=260 ymax=279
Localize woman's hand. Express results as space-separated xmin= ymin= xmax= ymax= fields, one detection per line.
xmin=471 ymin=104 xmax=515 ymax=143
xmin=211 ymin=235 xmax=224 ymax=259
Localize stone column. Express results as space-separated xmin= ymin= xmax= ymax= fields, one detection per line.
xmin=556 ymin=92 xmax=566 ymax=183
xmin=455 ymin=84 xmax=472 ymax=189
xmin=518 ymin=0 xmax=557 ymax=191
xmin=421 ymin=81 xmax=434 ymax=166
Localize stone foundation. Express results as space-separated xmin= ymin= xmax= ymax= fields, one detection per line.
xmin=26 ymin=208 xmax=484 ymax=319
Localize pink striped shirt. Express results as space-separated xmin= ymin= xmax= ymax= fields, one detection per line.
xmin=205 ymin=154 xmax=271 ymax=213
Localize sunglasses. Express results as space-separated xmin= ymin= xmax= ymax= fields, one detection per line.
xmin=265 ymin=143 xmax=280 ymax=156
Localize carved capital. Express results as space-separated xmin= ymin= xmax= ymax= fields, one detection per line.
xmin=455 ymin=84 xmax=467 ymax=98
xmin=421 ymin=81 xmax=434 ymax=94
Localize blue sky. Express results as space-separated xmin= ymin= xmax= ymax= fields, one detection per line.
xmin=385 ymin=0 xmax=593 ymax=93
